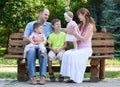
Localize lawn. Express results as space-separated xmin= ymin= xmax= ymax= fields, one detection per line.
xmin=0 ymin=71 xmax=120 ymax=79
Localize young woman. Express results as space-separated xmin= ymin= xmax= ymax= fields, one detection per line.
xmin=60 ymin=8 xmax=96 ymax=83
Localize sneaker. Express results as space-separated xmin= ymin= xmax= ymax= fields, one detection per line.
xmin=58 ymin=75 xmax=64 ymax=82
xmin=40 ymin=53 xmax=44 ymax=58
xmin=49 ymin=72 xmax=55 ymax=82
xmin=39 ymin=77 xmax=46 ymax=85
xmin=31 ymin=77 xmax=37 ymax=85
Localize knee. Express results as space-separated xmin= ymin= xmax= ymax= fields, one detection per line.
xmin=28 ymin=48 xmax=36 ymax=55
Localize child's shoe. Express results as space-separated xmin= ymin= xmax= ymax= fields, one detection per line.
xmin=58 ymin=75 xmax=64 ymax=82
xmin=40 ymin=53 xmax=44 ymax=58
xmin=49 ymin=72 xmax=55 ymax=82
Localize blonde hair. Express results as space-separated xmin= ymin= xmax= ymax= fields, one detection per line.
xmin=66 ymin=11 xmax=74 ymax=19
xmin=77 ymin=8 xmax=96 ymax=32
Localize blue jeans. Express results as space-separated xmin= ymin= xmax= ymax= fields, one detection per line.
xmin=27 ymin=47 xmax=48 ymax=78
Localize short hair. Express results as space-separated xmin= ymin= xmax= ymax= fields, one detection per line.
xmin=40 ymin=8 xmax=49 ymax=13
xmin=66 ymin=11 xmax=74 ymax=18
xmin=33 ymin=22 xmax=42 ymax=30
xmin=51 ymin=19 xmax=61 ymax=25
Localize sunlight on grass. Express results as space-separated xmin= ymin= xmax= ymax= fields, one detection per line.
xmin=0 ymin=72 xmax=17 ymax=79
xmin=0 ymin=71 xmax=120 ymax=79
xmin=106 ymin=58 xmax=120 ymax=65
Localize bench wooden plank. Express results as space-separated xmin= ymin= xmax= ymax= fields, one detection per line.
xmin=92 ymin=40 xmax=114 ymax=46
xmin=4 ymin=54 xmax=23 ymax=59
xmin=9 ymin=40 xmax=24 ymax=46
xmin=89 ymin=55 xmax=114 ymax=59
xmin=8 ymin=47 xmax=23 ymax=53
xmin=10 ymin=33 xmax=23 ymax=39
xmin=92 ymin=47 xmax=114 ymax=54
xmin=93 ymin=33 xmax=114 ymax=38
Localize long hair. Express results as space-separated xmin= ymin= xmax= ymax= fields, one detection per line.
xmin=77 ymin=8 xmax=96 ymax=32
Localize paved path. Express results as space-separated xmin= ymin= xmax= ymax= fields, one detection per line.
xmin=0 ymin=78 xmax=120 ymax=87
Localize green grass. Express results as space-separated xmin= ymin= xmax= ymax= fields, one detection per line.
xmin=0 ymin=72 xmax=17 ymax=79
xmin=0 ymin=71 xmax=120 ymax=79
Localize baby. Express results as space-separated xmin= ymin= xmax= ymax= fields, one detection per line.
xmin=21 ymin=22 xmax=47 ymax=63
xmin=64 ymin=11 xmax=79 ymax=49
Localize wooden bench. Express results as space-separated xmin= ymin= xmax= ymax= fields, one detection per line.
xmin=4 ymin=29 xmax=114 ymax=82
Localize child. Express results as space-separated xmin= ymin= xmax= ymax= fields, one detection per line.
xmin=64 ymin=11 xmax=79 ymax=49
xmin=48 ymin=19 xmax=67 ymax=82
xmin=21 ymin=22 xmax=47 ymax=63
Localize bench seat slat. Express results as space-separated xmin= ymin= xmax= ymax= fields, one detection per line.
xmin=4 ymin=54 xmax=23 ymax=59
xmin=89 ymin=55 xmax=114 ymax=59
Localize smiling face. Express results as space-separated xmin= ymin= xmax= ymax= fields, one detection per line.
xmin=52 ymin=21 xmax=61 ymax=31
xmin=35 ymin=26 xmax=43 ymax=34
xmin=78 ymin=12 xmax=85 ymax=22
xmin=39 ymin=8 xmax=50 ymax=22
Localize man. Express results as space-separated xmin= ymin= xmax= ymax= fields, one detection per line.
xmin=23 ymin=8 xmax=53 ymax=85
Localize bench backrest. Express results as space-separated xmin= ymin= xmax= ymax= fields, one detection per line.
xmin=7 ymin=29 xmax=114 ymax=57
xmin=92 ymin=33 xmax=114 ymax=55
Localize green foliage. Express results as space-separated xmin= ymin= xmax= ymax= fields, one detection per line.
xmin=69 ymin=0 xmax=88 ymax=23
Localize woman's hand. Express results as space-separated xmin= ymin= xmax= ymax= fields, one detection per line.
xmin=68 ymin=25 xmax=78 ymax=36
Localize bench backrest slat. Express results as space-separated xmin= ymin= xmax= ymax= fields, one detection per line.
xmin=93 ymin=33 xmax=114 ymax=39
xmin=92 ymin=47 xmax=114 ymax=54
xmin=8 ymin=47 xmax=23 ymax=54
xmin=92 ymin=40 xmax=114 ymax=46
xmin=9 ymin=40 xmax=24 ymax=46
xmin=10 ymin=33 xmax=23 ymax=39
xmin=6 ymin=32 xmax=114 ymax=57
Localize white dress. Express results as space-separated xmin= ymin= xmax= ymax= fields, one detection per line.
xmin=60 ymin=23 xmax=93 ymax=83
xmin=60 ymin=48 xmax=92 ymax=83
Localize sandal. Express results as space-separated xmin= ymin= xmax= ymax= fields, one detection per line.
xmin=66 ymin=79 xmax=75 ymax=83
xmin=49 ymin=72 xmax=55 ymax=82
xmin=58 ymin=75 xmax=64 ymax=82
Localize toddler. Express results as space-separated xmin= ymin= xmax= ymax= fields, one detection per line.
xmin=21 ymin=22 xmax=47 ymax=63
xmin=64 ymin=11 xmax=79 ymax=49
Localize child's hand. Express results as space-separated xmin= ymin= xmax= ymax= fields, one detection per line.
xmin=52 ymin=49 xmax=59 ymax=54
xmin=33 ymin=42 xmax=39 ymax=45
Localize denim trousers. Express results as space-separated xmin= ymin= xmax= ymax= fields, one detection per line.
xmin=27 ymin=47 xmax=48 ymax=78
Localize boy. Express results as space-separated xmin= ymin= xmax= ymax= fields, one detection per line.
xmin=48 ymin=19 xmax=67 ymax=82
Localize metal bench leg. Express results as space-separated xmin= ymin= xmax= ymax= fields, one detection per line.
xmin=90 ymin=59 xmax=100 ymax=82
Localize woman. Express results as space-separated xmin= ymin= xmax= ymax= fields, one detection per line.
xmin=60 ymin=8 xmax=96 ymax=83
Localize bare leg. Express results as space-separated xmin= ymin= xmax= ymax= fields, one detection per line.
xmin=21 ymin=52 xmax=26 ymax=64
xmin=48 ymin=60 xmax=55 ymax=81
xmin=48 ymin=60 xmax=52 ymax=73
